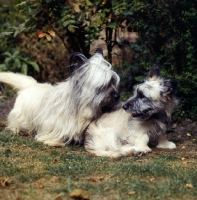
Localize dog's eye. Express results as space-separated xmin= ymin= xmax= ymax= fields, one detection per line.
xmin=111 ymin=91 xmax=120 ymax=99
xmin=138 ymin=91 xmax=145 ymax=98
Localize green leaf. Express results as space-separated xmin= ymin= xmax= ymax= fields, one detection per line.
xmin=21 ymin=63 xmax=28 ymax=74
xmin=1 ymin=32 xmax=14 ymax=36
xmin=28 ymin=62 xmax=40 ymax=72
xmin=63 ymin=20 xmax=77 ymax=27
xmin=0 ymin=64 xmax=7 ymax=71
xmin=2 ymin=52 xmax=12 ymax=57
xmin=106 ymin=22 xmax=118 ymax=28
xmin=13 ymin=30 xmax=20 ymax=38
xmin=134 ymin=76 xmax=145 ymax=82
xmin=85 ymin=0 xmax=93 ymax=6
xmin=4 ymin=57 xmax=12 ymax=66
xmin=13 ymin=51 xmax=20 ymax=57
xmin=68 ymin=25 xmax=78 ymax=33
xmin=94 ymin=19 xmax=103 ymax=25
xmin=14 ymin=59 xmax=21 ymax=69
xmin=96 ymin=12 xmax=106 ymax=18
xmin=16 ymin=1 xmax=27 ymax=6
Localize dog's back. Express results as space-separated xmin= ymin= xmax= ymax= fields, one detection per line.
xmin=0 ymin=72 xmax=37 ymax=90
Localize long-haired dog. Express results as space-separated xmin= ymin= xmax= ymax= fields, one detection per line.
xmin=85 ymin=66 xmax=179 ymax=158
xmin=0 ymin=49 xmax=120 ymax=146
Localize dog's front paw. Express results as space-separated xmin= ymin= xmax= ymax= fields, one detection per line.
xmin=133 ymin=146 xmax=152 ymax=156
xmin=156 ymin=141 xmax=176 ymax=149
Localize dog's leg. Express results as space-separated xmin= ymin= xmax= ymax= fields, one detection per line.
xmin=7 ymin=110 xmax=23 ymax=134
xmin=117 ymin=145 xmax=139 ymax=157
xmin=131 ymin=133 xmax=152 ymax=155
xmin=156 ymin=134 xmax=176 ymax=149
xmin=35 ymin=134 xmax=65 ymax=147
xmin=87 ymin=145 xmax=137 ymax=158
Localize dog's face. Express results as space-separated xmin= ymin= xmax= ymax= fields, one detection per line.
xmin=123 ymin=66 xmax=178 ymax=120
xmin=69 ymin=48 xmax=120 ymax=115
xmin=96 ymin=73 xmax=120 ymax=112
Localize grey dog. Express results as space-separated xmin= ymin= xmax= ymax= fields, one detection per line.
xmin=85 ymin=66 xmax=179 ymax=158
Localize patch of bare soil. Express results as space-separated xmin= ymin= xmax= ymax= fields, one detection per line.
xmin=168 ymin=119 xmax=197 ymax=144
xmin=0 ymin=97 xmax=15 ymax=120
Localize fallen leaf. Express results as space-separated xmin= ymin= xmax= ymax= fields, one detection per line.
xmin=38 ymin=31 xmax=46 ymax=38
xmin=51 ymin=176 xmax=57 ymax=182
xmin=35 ymin=182 xmax=44 ymax=189
xmin=54 ymin=192 xmax=66 ymax=200
xmin=186 ymin=133 xmax=191 ymax=137
xmin=38 ymin=31 xmax=52 ymax=41
xmin=53 ymin=158 xmax=59 ymax=163
xmin=0 ymin=178 xmax=11 ymax=187
xmin=89 ymin=176 xmax=104 ymax=182
xmin=69 ymin=189 xmax=90 ymax=200
xmin=48 ymin=30 xmax=56 ymax=37
xmin=150 ymin=177 xmax=154 ymax=182
xmin=186 ymin=183 xmax=193 ymax=189
xmin=54 ymin=197 xmax=63 ymax=200
xmin=45 ymin=34 xmax=52 ymax=41
xmin=128 ymin=191 xmax=136 ymax=195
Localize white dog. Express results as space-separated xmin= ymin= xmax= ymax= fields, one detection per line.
xmin=85 ymin=66 xmax=179 ymax=158
xmin=0 ymin=49 xmax=120 ymax=146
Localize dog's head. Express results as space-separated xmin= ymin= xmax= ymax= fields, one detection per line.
xmin=122 ymin=66 xmax=178 ymax=121
xmin=69 ymin=49 xmax=120 ymax=115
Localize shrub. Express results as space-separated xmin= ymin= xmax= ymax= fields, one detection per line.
xmin=111 ymin=0 xmax=197 ymax=120
xmin=1 ymin=0 xmax=197 ymax=120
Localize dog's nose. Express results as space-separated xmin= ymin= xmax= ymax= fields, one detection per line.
xmin=122 ymin=104 xmax=128 ymax=110
xmin=113 ymin=93 xmax=120 ymax=100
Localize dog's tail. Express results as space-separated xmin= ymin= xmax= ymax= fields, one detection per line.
xmin=0 ymin=72 xmax=37 ymax=91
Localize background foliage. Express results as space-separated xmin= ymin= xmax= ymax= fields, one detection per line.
xmin=0 ymin=0 xmax=197 ymax=120
xmin=0 ymin=0 xmax=39 ymax=75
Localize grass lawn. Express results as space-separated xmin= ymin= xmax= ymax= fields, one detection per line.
xmin=0 ymin=121 xmax=197 ymax=200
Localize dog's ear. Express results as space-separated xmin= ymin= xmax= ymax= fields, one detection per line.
xmin=146 ymin=65 xmax=161 ymax=81
xmin=163 ymin=78 xmax=177 ymax=94
xmin=69 ymin=52 xmax=87 ymax=73
xmin=94 ymin=48 xmax=104 ymax=57
xmin=161 ymin=79 xmax=177 ymax=99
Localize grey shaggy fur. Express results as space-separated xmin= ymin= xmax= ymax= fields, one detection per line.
xmin=85 ymin=66 xmax=179 ymax=158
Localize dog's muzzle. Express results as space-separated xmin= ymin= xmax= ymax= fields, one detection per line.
xmin=123 ymin=105 xmax=142 ymax=117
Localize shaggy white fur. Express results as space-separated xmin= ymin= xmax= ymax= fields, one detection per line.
xmin=0 ymin=52 xmax=120 ymax=146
